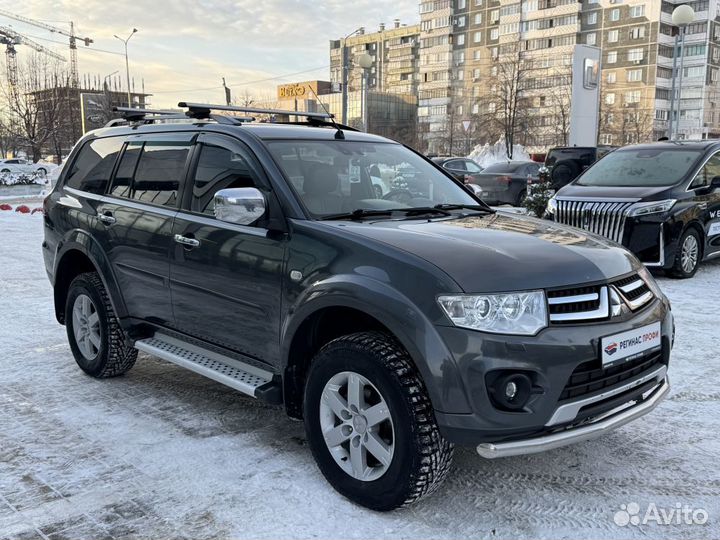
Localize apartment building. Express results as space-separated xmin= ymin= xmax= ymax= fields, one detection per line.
xmin=329 ymin=21 xmax=421 ymax=97
xmin=332 ymin=0 xmax=720 ymax=154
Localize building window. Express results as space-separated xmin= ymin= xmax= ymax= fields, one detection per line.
xmin=472 ymin=103 xmax=480 ymax=114
xmin=607 ymin=51 xmax=617 ymax=63
xmin=488 ymin=103 xmax=496 ymax=113
xmin=473 ymin=86 xmax=480 ymax=97
xmin=474 ymin=31 xmax=482 ymax=42
xmin=630 ymin=4 xmax=645 ymax=17
xmin=474 ymin=13 xmax=482 ymax=24
xmin=608 ymin=29 xmax=619 ymax=42
xmin=456 ymin=105 xmax=464 ymax=115
xmin=490 ymin=9 xmax=500 ymax=23
xmin=607 ymin=71 xmax=616 ymax=83
xmin=457 ymin=69 xmax=465 ymax=80
xmin=473 ymin=49 xmax=482 ymax=60
xmin=456 ymin=15 xmax=466 ymax=27
xmin=587 ymin=12 xmax=597 ymax=25
xmin=625 ymin=90 xmax=641 ymax=104
xmin=456 ymin=33 xmax=466 ymax=45
xmin=627 ymin=68 xmax=642 ymax=82
xmin=458 ymin=0 xmax=467 ymax=8
xmin=490 ymin=28 xmax=499 ymax=40
xmin=475 ymin=0 xmax=483 ymax=5
xmin=683 ymin=65 xmax=705 ymax=77
xmin=610 ymin=8 xmax=620 ymax=21
xmin=586 ymin=32 xmax=596 ymax=45
xmin=628 ymin=48 xmax=644 ymax=62
xmin=491 ymin=47 xmax=499 ymax=60
xmin=606 ymin=93 xmax=616 ymax=105
xmin=630 ymin=26 xmax=646 ymax=39
xmin=712 ymin=68 xmax=719 ymax=82
xmin=600 ymin=134 xmax=613 ymax=145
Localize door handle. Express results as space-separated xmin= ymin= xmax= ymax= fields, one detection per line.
xmin=174 ymin=234 xmax=200 ymax=248
xmin=98 ymin=213 xmax=116 ymax=225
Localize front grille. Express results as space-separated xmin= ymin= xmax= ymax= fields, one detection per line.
xmin=555 ymin=199 xmax=635 ymax=243
xmin=560 ymin=350 xmax=664 ymax=401
xmin=548 ymin=274 xmax=654 ymax=323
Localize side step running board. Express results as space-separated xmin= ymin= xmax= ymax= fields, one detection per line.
xmin=134 ymin=334 xmax=282 ymax=404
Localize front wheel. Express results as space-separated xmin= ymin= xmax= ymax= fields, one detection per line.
xmin=669 ymin=228 xmax=702 ymax=278
xmin=304 ymin=332 xmax=453 ymax=511
xmin=65 ymin=272 xmax=137 ymax=377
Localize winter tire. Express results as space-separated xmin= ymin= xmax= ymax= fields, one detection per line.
xmin=304 ymin=331 xmax=453 ymax=511
xmin=669 ymin=228 xmax=701 ymax=279
xmin=65 ymin=272 xmax=137 ymax=377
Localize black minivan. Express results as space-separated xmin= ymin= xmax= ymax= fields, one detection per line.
xmin=548 ymin=141 xmax=720 ymax=278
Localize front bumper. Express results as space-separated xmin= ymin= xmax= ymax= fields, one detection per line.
xmin=433 ymin=297 xmax=673 ymax=446
xmin=477 ymin=375 xmax=669 ymax=458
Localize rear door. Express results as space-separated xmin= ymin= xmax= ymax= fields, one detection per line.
xmin=688 ymin=151 xmax=720 ymax=257
xmin=169 ymin=133 xmax=286 ymax=364
xmin=97 ymin=133 xmax=194 ymax=326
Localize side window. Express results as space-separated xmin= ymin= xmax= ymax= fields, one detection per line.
xmin=465 ymin=160 xmax=482 ymax=173
xmin=191 ymin=142 xmax=260 ymax=216
xmin=690 ymin=154 xmax=720 ymax=189
xmin=65 ymin=137 xmax=123 ymax=194
xmin=446 ymin=159 xmax=467 ymax=171
xmin=109 ymin=141 xmax=190 ymax=207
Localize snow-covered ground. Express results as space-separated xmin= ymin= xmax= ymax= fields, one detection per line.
xmin=1 ymin=208 xmax=718 ymax=540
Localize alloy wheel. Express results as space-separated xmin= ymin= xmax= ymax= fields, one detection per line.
xmin=681 ymin=234 xmax=699 ymax=274
xmin=319 ymin=371 xmax=395 ymax=481
xmin=72 ymin=294 xmax=101 ymax=360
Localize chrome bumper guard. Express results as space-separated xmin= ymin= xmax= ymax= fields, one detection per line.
xmin=476 ymin=376 xmax=670 ymax=459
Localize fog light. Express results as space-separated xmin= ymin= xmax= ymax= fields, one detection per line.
xmin=489 ymin=373 xmax=533 ymax=411
xmin=505 ymin=381 xmax=518 ymax=400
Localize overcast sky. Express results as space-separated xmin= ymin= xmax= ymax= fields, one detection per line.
xmin=2 ymin=0 xmax=419 ymax=107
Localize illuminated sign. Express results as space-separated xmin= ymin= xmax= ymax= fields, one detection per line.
xmin=278 ymin=84 xmax=308 ymax=99
xmin=583 ymin=58 xmax=599 ymax=89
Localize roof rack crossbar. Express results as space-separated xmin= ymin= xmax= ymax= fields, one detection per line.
xmin=112 ymin=107 xmax=180 ymax=121
xmin=178 ymin=102 xmax=334 ymax=120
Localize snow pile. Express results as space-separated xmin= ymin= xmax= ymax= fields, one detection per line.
xmin=0 ymin=171 xmax=49 ymax=186
xmin=468 ymin=138 xmax=531 ymax=167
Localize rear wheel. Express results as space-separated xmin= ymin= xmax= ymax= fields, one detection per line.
xmin=669 ymin=228 xmax=701 ymax=279
xmin=65 ymin=272 xmax=137 ymax=377
xmin=303 ymin=332 xmax=453 ymax=511
xmin=515 ymin=189 xmax=528 ymax=207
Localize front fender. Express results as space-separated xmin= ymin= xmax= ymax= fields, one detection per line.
xmin=281 ymin=274 xmax=472 ymax=414
xmin=54 ymin=228 xmax=128 ymax=322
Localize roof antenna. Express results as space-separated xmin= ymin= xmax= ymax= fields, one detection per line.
xmin=306 ymin=84 xmax=344 ymax=140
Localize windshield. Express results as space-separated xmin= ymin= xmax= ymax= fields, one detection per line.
xmin=575 ymin=147 xmax=703 ymax=187
xmin=267 ymin=140 xmax=477 ymax=217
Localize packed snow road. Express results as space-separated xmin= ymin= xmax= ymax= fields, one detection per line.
xmin=1 ymin=209 xmax=718 ymax=540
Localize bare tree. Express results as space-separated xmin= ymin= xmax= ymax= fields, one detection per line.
xmin=483 ymin=44 xmax=530 ymax=159
xmin=0 ymin=53 xmax=67 ymax=162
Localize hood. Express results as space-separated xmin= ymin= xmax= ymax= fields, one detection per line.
xmin=557 ymin=183 xmax=674 ymax=201
xmin=328 ymin=212 xmax=638 ymax=293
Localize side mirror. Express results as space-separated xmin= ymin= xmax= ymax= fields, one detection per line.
xmin=214 ymin=187 xmax=266 ymax=226
xmin=711 ymin=176 xmax=720 ymax=189
xmin=465 ymin=183 xmax=483 ymax=197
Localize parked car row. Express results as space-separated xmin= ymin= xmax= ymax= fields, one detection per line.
xmin=0 ymin=158 xmax=54 ymax=177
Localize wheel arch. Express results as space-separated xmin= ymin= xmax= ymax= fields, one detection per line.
xmin=53 ymin=233 xmax=127 ymax=326
xmin=280 ymin=276 xmax=471 ymax=419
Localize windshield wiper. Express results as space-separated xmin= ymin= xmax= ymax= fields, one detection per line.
xmin=434 ymin=203 xmax=496 ymax=214
xmin=319 ymin=207 xmax=452 ymax=221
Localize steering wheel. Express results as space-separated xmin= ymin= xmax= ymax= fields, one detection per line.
xmin=382 ymin=189 xmax=414 ymax=205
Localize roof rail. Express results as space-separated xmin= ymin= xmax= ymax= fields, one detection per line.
xmin=178 ymin=102 xmax=334 ymax=120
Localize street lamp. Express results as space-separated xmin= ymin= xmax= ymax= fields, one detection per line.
xmin=114 ymin=28 xmax=138 ymax=108
xmin=341 ymin=27 xmax=365 ymax=125
xmin=358 ymin=52 xmax=373 ymax=132
xmin=667 ymin=5 xmax=695 ymax=140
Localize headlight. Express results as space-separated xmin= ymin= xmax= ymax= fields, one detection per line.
xmin=546 ymin=196 xmax=557 ymax=215
xmin=628 ymin=199 xmax=676 ymax=217
xmin=438 ymin=291 xmax=547 ymax=335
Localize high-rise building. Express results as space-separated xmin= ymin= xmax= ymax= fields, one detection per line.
xmin=330 ymin=21 xmax=421 ymax=97
xmin=333 ymin=0 xmax=720 ymax=154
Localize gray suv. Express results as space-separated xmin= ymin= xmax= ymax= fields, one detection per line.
xmin=43 ymin=104 xmax=673 ymax=511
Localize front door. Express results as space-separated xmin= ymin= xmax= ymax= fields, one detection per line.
xmin=688 ymin=151 xmax=720 ymax=258
xmin=98 ymin=133 xmax=194 ymax=325
xmin=170 ymin=133 xmax=286 ymax=365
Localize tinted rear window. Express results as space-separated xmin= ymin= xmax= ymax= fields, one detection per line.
xmin=65 ymin=137 xmax=123 ymax=194
xmin=482 ymin=162 xmax=524 ymax=173
xmin=576 ymin=148 xmax=703 ymax=187
xmin=546 ymin=148 xmax=595 ymax=167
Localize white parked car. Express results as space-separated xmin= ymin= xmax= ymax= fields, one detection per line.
xmin=0 ymin=158 xmax=53 ymax=178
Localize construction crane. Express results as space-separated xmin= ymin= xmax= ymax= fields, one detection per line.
xmin=0 ymin=26 xmax=66 ymax=89
xmin=0 ymin=9 xmax=92 ymax=88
